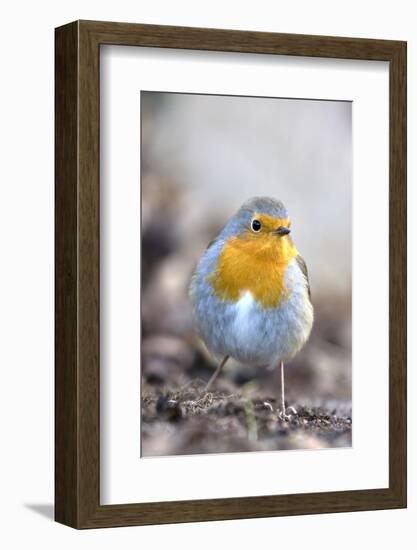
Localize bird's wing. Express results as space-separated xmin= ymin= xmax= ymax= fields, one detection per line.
xmin=296 ymin=254 xmax=311 ymax=299
xmin=205 ymin=237 xmax=217 ymax=250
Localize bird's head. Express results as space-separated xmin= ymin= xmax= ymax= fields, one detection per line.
xmin=222 ymin=197 xmax=294 ymax=257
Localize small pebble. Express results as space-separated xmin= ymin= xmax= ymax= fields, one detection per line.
xmin=156 ymin=395 xmax=183 ymax=422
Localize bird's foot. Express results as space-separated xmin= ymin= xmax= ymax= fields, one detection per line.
xmin=278 ymin=405 xmax=297 ymax=422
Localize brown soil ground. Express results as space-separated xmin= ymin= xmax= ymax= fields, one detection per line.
xmin=141 ymin=374 xmax=352 ymax=457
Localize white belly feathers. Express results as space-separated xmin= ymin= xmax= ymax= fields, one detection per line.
xmin=233 ymin=291 xmax=256 ymax=343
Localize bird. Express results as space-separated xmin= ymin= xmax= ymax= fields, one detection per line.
xmin=189 ymin=196 xmax=313 ymax=420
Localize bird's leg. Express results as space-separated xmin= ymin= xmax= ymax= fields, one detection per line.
xmin=278 ymin=361 xmax=297 ymax=421
xmin=205 ymin=355 xmax=229 ymax=392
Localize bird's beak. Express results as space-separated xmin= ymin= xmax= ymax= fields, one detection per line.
xmin=275 ymin=226 xmax=291 ymax=236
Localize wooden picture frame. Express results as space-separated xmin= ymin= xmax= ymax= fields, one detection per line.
xmin=55 ymin=20 xmax=407 ymax=528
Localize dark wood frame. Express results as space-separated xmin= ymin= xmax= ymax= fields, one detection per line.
xmin=55 ymin=20 xmax=407 ymax=529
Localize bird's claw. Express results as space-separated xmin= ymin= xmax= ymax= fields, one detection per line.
xmin=278 ymin=406 xmax=297 ymax=421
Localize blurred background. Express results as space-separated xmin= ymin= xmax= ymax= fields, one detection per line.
xmin=141 ymin=91 xmax=352 ymax=456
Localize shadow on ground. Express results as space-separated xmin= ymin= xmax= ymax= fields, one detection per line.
xmin=24 ymin=504 xmax=54 ymax=521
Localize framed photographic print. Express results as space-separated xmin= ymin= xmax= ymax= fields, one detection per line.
xmin=55 ymin=20 xmax=406 ymax=528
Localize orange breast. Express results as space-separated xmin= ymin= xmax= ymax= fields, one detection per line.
xmin=208 ymin=234 xmax=298 ymax=308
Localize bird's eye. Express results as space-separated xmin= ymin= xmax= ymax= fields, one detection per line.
xmin=251 ymin=219 xmax=262 ymax=232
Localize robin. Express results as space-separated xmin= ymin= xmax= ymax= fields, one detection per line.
xmin=189 ymin=196 xmax=313 ymax=419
